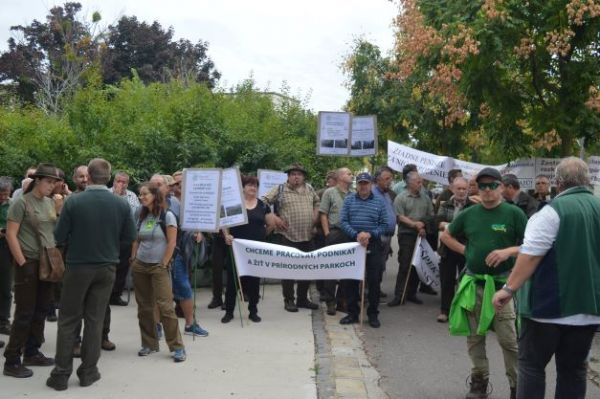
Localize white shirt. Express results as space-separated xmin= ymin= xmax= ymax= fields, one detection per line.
xmin=520 ymin=188 xmax=600 ymax=325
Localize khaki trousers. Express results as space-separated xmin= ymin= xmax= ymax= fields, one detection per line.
xmin=132 ymin=259 xmax=183 ymax=352
xmin=466 ymin=285 xmax=518 ymax=388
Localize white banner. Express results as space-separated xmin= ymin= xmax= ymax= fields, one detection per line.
xmin=231 ymin=239 xmax=366 ymax=280
xmin=410 ymin=237 xmax=441 ymax=291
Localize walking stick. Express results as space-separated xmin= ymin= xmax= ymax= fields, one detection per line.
xmin=359 ymin=250 xmax=367 ymax=326
xmin=192 ymin=243 xmax=199 ymax=342
xmin=401 ymin=237 xmax=421 ymax=305
xmin=228 ymin=247 xmax=245 ymax=327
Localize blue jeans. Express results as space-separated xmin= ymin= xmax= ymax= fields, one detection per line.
xmin=171 ymin=254 xmax=193 ymax=300
xmin=517 ymin=317 xmax=597 ymax=399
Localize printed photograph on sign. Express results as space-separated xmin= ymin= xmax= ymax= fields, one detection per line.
xmin=219 ymin=167 xmax=248 ymax=229
xmin=317 ymin=111 xmax=352 ymax=156
xmin=350 ymin=115 xmax=378 ymax=157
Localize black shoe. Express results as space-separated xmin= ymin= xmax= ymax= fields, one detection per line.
xmin=419 ymin=285 xmax=437 ymax=295
xmin=387 ymin=297 xmax=403 ymax=307
xmin=46 ymin=310 xmax=57 ymax=322
xmin=379 ymin=291 xmax=388 ymax=298
xmin=405 ymin=296 xmax=423 ymax=305
xmin=208 ymin=297 xmax=223 ymax=309
xmin=109 ymin=296 xmax=128 ymax=306
xmin=221 ymin=313 xmax=234 ymax=323
xmin=23 ymin=352 xmax=54 ymax=367
xmin=296 ymin=299 xmax=318 ymax=310
xmin=46 ymin=375 xmax=68 ymax=390
xmin=326 ymin=302 xmax=336 ymax=316
xmin=4 ymin=363 xmax=33 ymax=378
xmin=368 ymin=315 xmax=381 ymax=328
xmin=78 ymin=371 xmax=101 ymax=387
xmin=284 ymin=300 xmax=298 ymax=312
xmin=249 ymin=313 xmax=262 ymax=323
xmin=0 ymin=322 xmax=10 ymax=335
xmin=339 ymin=315 xmax=359 ymax=325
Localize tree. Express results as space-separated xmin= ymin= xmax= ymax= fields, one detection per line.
xmin=101 ymin=16 xmax=220 ymax=87
xmin=0 ymin=2 xmax=102 ymax=113
xmin=391 ymin=0 xmax=600 ymax=158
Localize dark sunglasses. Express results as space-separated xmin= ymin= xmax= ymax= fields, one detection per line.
xmin=478 ymin=182 xmax=500 ymax=190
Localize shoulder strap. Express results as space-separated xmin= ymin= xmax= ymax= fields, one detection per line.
xmin=158 ymin=209 xmax=168 ymax=237
xmin=274 ymin=184 xmax=285 ymax=215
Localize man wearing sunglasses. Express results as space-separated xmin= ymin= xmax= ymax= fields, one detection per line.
xmin=441 ymin=167 xmax=527 ymax=399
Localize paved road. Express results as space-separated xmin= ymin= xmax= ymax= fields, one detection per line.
xmin=358 ymin=240 xmax=600 ymax=399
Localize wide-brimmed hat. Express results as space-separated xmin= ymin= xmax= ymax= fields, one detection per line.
xmin=29 ymin=164 xmax=62 ymax=181
xmin=285 ymin=163 xmax=307 ymax=175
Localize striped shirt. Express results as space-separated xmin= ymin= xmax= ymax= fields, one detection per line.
xmin=340 ymin=192 xmax=389 ymax=240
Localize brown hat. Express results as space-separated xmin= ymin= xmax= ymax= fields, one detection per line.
xmin=285 ymin=163 xmax=307 ymax=175
xmin=29 ymin=163 xmax=61 ymax=181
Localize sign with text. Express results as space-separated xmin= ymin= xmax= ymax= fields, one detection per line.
xmin=180 ymin=168 xmax=222 ymax=232
xmin=411 ymin=237 xmax=441 ymax=291
xmin=317 ymin=111 xmax=352 ymax=156
xmin=257 ymin=169 xmax=288 ymax=199
xmin=350 ymin=115 xmax=378 ymax=157
xmin=219 ymin=167 xmax=248 ymax=229
xmin=232 ymin=239 xmax=366 ymax=280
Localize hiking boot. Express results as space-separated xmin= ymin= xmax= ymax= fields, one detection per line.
xmin=249 ymin=313 xmax=262 ymax=323
xmin=284 ymin=300 xmax=298 ymax=312
xmin=221 ymin=313 xmax=234 ymax=323
xmin=138 ymin=347 xmax=159 ymax=357
xmin=4 ymin=363 xmax=33 ymax=378
xmin=326 ymin=302 xmax=336 ymax=316
xmin=184 ymin=323 xmax=209 ymax=337
xmin=172 ymin=348 xmax=186 ymax=363
xmin=296 ymin=299 xmax=318 ymax=310
xmin=465 ymin=374 xmax=489 ymax=399
xmin=101 ymin=339 xmax=116 ymax=351
xmin=46 ymin=375 xmax=68 ymax=390
xmin=368 ymin=315 xmax=381 ymax=328
xmin=79 ymin=371 xmax=101 ymax=387
xmin=207 ymin=297 xmax=223 ymax=309
xmin=23 ymin=352 xmax=54 ymax=367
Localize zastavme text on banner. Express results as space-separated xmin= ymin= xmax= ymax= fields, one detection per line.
xmin=231 ymin=239 xmax=366 ymax=281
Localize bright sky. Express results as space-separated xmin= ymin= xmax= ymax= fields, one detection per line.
xmin=0 ymin=0 xmax=399 ymax=112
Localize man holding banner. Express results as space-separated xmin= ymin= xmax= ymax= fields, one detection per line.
xmin=441 ymin=167 xmax=526 ymax=399
xmin=339 ymin=172 xmax=389 ymax=328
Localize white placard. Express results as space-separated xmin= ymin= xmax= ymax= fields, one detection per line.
xmin=180 ymin=168 xmax=222 ymax=232
xmin=317 ymin=111 xmax=351 ymax=156
xmin=411 ymin=237 xmax=441 ymax=291
xmin=219 ymin=167 xmax=248 ymax=229
xmin=350 ymin=115 xmax=378 ymax=156
xmin=257 ymin=169 xmax=288 ymax=199
xmin=232 ymin=239 xmax=366 ymax=280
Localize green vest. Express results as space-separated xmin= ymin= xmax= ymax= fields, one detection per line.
xmin=518 ymin=186 xmax=600 ymax=318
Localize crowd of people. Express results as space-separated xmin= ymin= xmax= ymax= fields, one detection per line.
xmin=0 ymin=156 xmax=598 ymax=399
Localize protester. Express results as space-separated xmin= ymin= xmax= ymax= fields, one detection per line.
xmin=319 ymin=167 xmax=353 ymax=315
xmin=11 ymin=166 xmax=37 ymax=201
xmin=315 ymin=170 xmax=338 ymax=300
xmin=3 ymin=164 xmax=61 ymax=378
xmin=441 ymin=167 xmax=526 ymax=399
xmin=72 ymin=165 xmax=89 ymax=193
xmin=501 ymin=174 xmax=538 ymax=218
xmin=47 ymin=158 xmax=136 ymax=390
xmin=339 ymin=172 xmax=389 ymax=328
xmin=262 ymin=163 xmax=320 ymax=312
xmin=388 ymin=172 xmax=434 ymax=306
xmin=150 ymin=174 xmax=180 ymax=219
xmin=493 ymin=157 xmax=600 ymax=399
xmin=434 ymin=168 xmax=462 ymax=213
xmin=468 ymin=176 xmax=482 ymax=203
xmin=0 ymin=177 xmax=13 ymax=336
xmin=222 ymin=175 xmax=275 ymax=323
xmin=130 ymin=182 xmax=186 ymax=362
xmin=371 ymin=166 xmax=397 ymax=298
xmin=172 ymin=171 xmax=183 ymax=201
xmin=391 ymin=163 xmax=417 ymax=195
xmin=109 ymin=171 xmax=140 ymax=306
xmin=207 ymin=232 xmax=227 ymax=310
xmin=530 ymin=174 xmax=551 ymax=210
xmin=435 ymin=176 xmax=472 ymax=323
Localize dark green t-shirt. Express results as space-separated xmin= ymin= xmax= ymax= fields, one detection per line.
xmin=448 ymin=202 xmax=527 ymax=275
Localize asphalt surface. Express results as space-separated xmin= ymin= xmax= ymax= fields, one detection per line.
xmin=359 ymin=241 xmax=600 ymax=399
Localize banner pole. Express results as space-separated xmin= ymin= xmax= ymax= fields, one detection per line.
xmin=228 ymin=246 xmax=246 ymax=327
xmin=360 ymin=250 xmax=366 ymax=326
xmin=401 ymin=237 xmax=421 ymax=305
xmin=192 ymin=242 xmax=199 ymax=342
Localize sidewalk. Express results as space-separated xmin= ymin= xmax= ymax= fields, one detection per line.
xmin=2 ymin=285 xmax=317 ymax=399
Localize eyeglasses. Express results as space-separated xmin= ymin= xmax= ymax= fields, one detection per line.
xmin=478 ymin=182 xmax=500 ymax=190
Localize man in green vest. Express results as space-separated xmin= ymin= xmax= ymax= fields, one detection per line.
xmin=493 ymin=157 xmax=600 ymax=399
xmin=441 ymin=167 xmax=527 ymax=399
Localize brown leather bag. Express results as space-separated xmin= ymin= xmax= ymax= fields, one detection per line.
xmin=25 ymin=197 xmax=64 ymax=282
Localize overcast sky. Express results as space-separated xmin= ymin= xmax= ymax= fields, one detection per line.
xmin=0 ymin=0 xmax=398 ymax=112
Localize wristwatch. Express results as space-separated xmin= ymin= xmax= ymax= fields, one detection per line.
xmin=501 ymin=284 xmax=514 ymax=296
